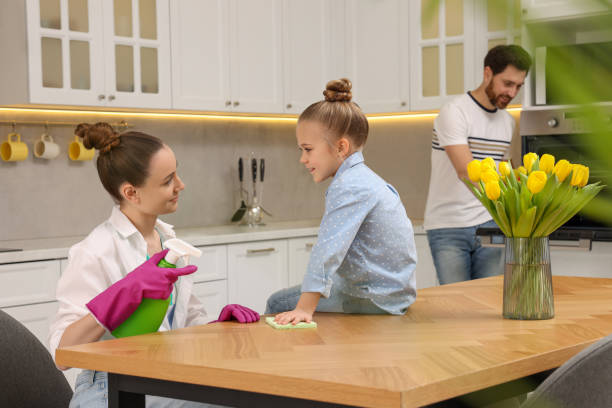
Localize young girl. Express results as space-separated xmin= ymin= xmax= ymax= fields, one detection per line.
xmin=266 ymin=78 xmax=417 ymax=325
xmin=49 ymin=123 xmax=257 ymax=408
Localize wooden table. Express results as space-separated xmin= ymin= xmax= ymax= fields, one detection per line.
xmin=56 ymin=276 xmax=612 ymax=407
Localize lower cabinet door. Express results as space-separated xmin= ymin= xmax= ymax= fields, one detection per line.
xmin=2 ymin=301 xmax=58 ymax=349
xmin=288 ymin=236 xmax=317 ymax=287
xmin=192 ymin=280 xmax=228 ymax=322
xmin=227 ymin=240 xmax=289 ymax=314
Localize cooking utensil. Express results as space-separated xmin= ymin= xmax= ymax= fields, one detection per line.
xmin=258 ymin=158 xmax=272 ymax=217
xmin=251 ymin=157 xmax=257 ymax=202
xmin=230 ymin=158 xmax=248 ymax=222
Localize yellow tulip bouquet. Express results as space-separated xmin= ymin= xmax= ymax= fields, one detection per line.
xmin=463 ymin=153 xmax=603 ymax=319
xmin=464 ymin=153 xmax=603 ymax=238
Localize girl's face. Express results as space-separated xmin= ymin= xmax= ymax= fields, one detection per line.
xmin=296 ymin=120 xmax=344 ymax=183
xmin=134 ymin=145 xmax=185 ymax=215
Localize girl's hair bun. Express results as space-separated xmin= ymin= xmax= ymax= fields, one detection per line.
xmin=323 ymin=78 xmax=352 ymax=102
xmin=75 ymin=122 xmax=120 ymax=154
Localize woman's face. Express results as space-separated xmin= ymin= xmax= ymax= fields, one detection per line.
xmin=296 ymin=120 xmax=344 ymax=183
xmin=135 ymin=145 xmax=185 ymax=215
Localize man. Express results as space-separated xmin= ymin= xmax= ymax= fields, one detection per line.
xmin=424 ymin=45 xmax=532 ymax=285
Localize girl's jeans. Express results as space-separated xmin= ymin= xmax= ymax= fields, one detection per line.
xmin=265 ymin=284 xmax=387 ymax=315
xmin=426 ymin=219 xmax=503 ymax=285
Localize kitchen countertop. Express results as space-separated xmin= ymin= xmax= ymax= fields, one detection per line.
xmin=0 ymin=219 xmax=426 ymax=264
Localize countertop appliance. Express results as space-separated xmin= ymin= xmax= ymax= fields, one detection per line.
xmin=520 ymin=106 xmax=612 ymax=242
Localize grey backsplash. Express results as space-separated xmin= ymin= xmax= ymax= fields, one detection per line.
xmin=0 ymin=110 xmax=521 ymax=241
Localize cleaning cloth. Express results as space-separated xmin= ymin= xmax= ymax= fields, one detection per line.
xmin=265 ymin=316 xmax=317 ymax=329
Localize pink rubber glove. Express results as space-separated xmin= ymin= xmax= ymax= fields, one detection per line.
xmin=210 ymin=304 xmax=260 ymax=323
xmin=86 ymin=249 xmax=197 ymax=331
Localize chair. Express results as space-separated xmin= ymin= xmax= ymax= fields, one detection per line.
xmin=521 ymin=332 xmax=612 ymax=408
xmin=0 ymin=309 xmax=73 ymax=408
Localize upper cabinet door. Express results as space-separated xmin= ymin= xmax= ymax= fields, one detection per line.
xmin=170 ymin=0 xmax=231 ymax=111
xmin=26 ymin=0 xmax=105 ymax=105
xmin=474 ymin=0 xmax=523 ymax=101
xmin=344 ymin=0 xmax=410 ymax=113
xmin=228 ymin=0 xmax=284 ymax=113
xmin=410 ymin=0 xmax=475 ymax=110
xmin=102 ymin=0 xmax=171 ymax=108
xmin=281 ymin=0 xmax=336 ymax=114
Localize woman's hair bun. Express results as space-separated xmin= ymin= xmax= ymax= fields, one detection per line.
xmin=323 ymin=78 xmax=352 ymax=102
xmin=75 ymin=122 xmax=120 ymax=154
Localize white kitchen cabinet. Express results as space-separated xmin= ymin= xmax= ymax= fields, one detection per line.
xmin=170 ymin=0 xmax=230 ymax=111
xmin=0 ymin=260 xmax=60 ymax=308
xmin=474 ymin=0 xmax=523 ymax=84
xmin=409 ymin=0 xmax=476 ymax=110
xmin=229 ymin=0 xmax=284 ymax=113
xmin=1 ymin=301 xmax=58 ymax=349
xmin=190 ymin=244 xmax=228 ymax=283
xmin=227 ymin=239 xmax=288 ymax=314
xmin=414 ymin=234 xmax=439 ymax=289
xmin=21 ymin=0 xmax=171 ymax=108
xmin=521 ymin=0 xmax=611 ymax=22
xmin=288 ymin=236 xmax=317 ymax=286
xmin=170 ymin=0 xmax=284 ymax=113
xmin=344 ymin=0 xmax=410 ymax=113
xmin=281 ymin=0 xmax=340 ymax=114
xmin=192 ymin=280 xmax=228 ymax=322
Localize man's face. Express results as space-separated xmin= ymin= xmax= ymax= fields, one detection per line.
xmin=485 ymin=65 xmax=527 ymax=109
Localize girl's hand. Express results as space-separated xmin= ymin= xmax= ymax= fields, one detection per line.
xmin=273 ymin=308 xmax=313 ymax=325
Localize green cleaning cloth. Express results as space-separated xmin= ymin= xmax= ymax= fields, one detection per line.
xmin=265 ymin=316 xmax=317 ymax=329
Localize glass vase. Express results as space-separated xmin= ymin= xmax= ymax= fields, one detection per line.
xmin=503 ymin=237 xmax=554 ymax=320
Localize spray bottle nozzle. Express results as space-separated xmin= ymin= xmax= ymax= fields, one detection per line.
xmin=163 ymin=238 xmax=202 ymax=265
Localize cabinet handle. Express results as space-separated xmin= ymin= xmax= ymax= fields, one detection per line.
xmin=401 ymin=101 xmax=407 ymax=107
xmin=98 ymin=94 xmax=106 ymax=100
xmin=247 ymin=247 xmax=275 ymax=254
xmin=225 ymin=100 xmax=231 ymax=106
xmin=108 ymin=95 xmax=116 ymax=101
xmin=286 ymin=103 xmax=292 ymax=109
xmin=305 ymin=243 xmax=314 ymax=249
xmin=233 ymin=101 xmax=240 ymax=107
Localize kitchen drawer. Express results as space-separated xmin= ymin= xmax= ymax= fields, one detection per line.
xmin=192 ymin=280 xmax=228 ymax=322
xmin=190 ymin=245 xmax=228 ymax=283
xmin=0 ymin=260 xmax=61 ymax=307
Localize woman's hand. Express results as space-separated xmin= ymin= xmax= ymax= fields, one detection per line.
xmin=274 ymin=308 xmax=313 ymax=325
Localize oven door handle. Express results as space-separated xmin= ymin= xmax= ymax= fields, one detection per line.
xmin=480 ymin=236 xmax=592 ymax=251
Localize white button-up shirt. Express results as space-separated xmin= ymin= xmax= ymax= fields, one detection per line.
xmin=302 ymin=151 xmax=417 ymax=315
xmin=49 ymin=206 xmax=208 ymax=360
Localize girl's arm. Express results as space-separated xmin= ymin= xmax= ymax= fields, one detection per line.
xmin=55 ymin=314 xmax=106 ymax=370
xmin=274 ymin=292 xmax=321 ymax=325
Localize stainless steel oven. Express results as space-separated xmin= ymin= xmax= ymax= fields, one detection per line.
xmin=520 ymin=106 xmax=612 ymax=242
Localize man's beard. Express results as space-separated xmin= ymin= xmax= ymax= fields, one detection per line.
xmin=485 ymin=82 xmax=511 ymax=109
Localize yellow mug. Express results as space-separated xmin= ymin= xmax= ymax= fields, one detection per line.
xmin=1 ymin=133 xmax=28 ymax=162
xmin=68 ymin=135 xmax=95 ymax=161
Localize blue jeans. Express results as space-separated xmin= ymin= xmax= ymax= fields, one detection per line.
xmin=265 ymin=284 xmax=388 ymax=315
xmin=70 ymin=370 xmax=225 ymax=408
xmin=426 ymin=220 xmax=503 ymax=285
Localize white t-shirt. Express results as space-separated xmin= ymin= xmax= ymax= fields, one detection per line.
xmin=424 ymin=92 xmax=515 ymax=230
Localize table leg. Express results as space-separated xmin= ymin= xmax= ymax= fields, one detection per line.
xmin=108 ymin=373 xmax=145 ymax=408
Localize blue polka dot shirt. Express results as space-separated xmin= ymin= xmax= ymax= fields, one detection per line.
xmin=302 ymin=151 xmax=417 ymax=315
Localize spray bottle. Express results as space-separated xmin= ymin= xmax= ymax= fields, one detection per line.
xmin=111 ymin=238 xmax=202 ymax=338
